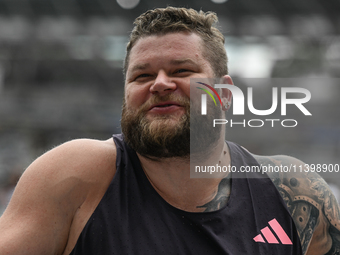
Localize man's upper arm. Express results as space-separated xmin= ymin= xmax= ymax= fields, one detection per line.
xmin=0 ymin=139 xmax=111 ymax=255
xmin=254 ymin=154 xmax=340 ymax=255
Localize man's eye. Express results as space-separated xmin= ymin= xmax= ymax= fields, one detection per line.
xmin=175 ymin=69 xmax=190 ymax=74
xmin=135 ymin=74 xmax=151 ymax=80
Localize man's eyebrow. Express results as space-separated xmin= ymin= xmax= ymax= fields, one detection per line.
xmin=129 ymin=59 xmax=197 ymax=74
xmin=170 ymin=59 xmax=198 ymax=66
xmin=129 ymin=63 xmax=150 ymax=73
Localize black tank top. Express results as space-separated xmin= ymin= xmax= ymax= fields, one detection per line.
xmin=69 ymin=134 xmax=302 ymax=254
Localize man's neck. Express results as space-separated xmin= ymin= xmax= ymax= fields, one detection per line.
xmin=137 ymin=140 xmax=231 ymax=212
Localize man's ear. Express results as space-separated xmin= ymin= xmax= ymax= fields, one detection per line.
xmin=220 ymin=75 xmax=233 ymax=111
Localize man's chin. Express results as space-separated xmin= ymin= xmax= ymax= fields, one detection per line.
xmin=146 ymin=114 xmax=184 ymax=127
xmin=145 ymin=121 xmax=180 ymax=138
xmin=146 ymin=110 xmax=185 ymax=121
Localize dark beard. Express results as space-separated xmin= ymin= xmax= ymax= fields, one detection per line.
xmin=121 ymin=94 xmax=223 ymax=160
xmin=121 ymin=94 xmax=191 ymax=159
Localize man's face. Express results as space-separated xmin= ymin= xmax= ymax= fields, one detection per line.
xmin=121 ymin=32 xmax=217 ymax=158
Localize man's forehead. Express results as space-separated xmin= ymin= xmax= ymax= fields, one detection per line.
xmin=131 ymin=32 xmax=202 ymax=53
xmin=127 ymin=33 xmax=204 ymax=69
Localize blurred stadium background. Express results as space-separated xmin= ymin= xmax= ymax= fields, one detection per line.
xmin=0 ymin=0 xmax=340 ymax=213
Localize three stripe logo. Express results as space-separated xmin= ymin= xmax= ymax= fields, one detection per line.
xmin=253 ymin=218 xmax=293 ymax=245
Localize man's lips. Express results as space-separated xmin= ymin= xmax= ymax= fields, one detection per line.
xmin=148 ymin=101 xmax=183 ymax=113
xmin=148 ymin=101 xmax=182 ymax=110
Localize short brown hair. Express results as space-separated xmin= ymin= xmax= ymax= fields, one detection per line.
xmin=124 ymin=7 xmax=228 ymax=78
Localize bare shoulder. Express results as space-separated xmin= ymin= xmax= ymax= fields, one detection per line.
xmin=0 ymin=137 xmax=117 ymax=255
xmin=38 ymin=138 xmax=118 ymax=181
xmin=252 ymin=153 xmax=340 ymax=255
xmin=17 ymin=138 xmax=117 ymax=201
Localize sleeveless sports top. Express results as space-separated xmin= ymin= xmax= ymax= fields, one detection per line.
xmin=69 ymin=134 xmax=302 ymax=254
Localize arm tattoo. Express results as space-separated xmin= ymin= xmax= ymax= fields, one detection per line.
xmin=254 ymin=155 xmax=340 ymax=255
xmin=197 ymin=177 xmax=231 ymax=212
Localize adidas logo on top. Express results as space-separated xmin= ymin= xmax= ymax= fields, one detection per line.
xmin=253 ymin=218 xmax=293 ymax=245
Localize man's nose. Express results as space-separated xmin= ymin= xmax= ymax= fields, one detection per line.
xmin=150 ymin=70 xmax=177 ymax=95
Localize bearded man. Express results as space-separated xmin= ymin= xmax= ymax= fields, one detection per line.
xmin=0 ymin=7 xmax=339 ymax=255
